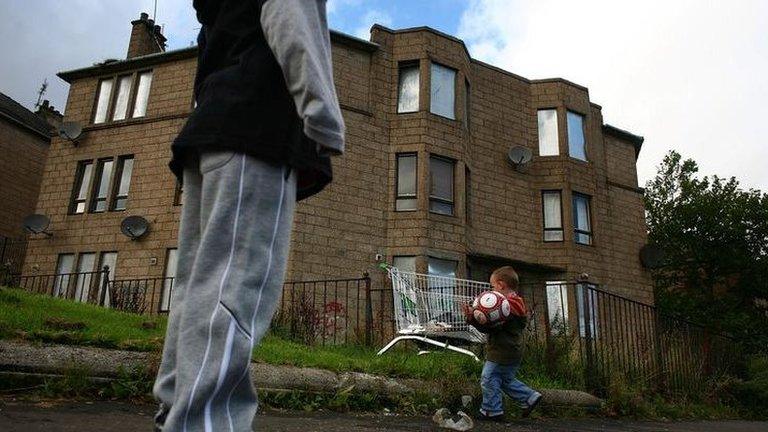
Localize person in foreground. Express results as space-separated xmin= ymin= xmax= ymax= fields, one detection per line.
xmin=152 ymin=0 xmax=344 ymax=430
xmin=463 ymin=266 xmax=543 ymax=422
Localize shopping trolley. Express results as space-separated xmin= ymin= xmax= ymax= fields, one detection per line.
xmin=376 ymin=263 xmax=489 ymax=361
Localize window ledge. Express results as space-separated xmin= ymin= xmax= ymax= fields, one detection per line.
xmin=84 ymin=112 xmax=190 ymax=132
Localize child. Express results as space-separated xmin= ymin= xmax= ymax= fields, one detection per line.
xmin=462 ymin=266 xmax=542 ymax=421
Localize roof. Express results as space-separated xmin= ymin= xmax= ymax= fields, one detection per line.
xmin=0 ymin=92 xmax=53 ymax=140
xmin=58 ymin=29 xmax=379 ymax=83
xmin=602 ymin=124 xmax=645 ymax=157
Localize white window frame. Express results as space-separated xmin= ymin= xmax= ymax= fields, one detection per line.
xmin=92 ymin=70 xmax=153 ymax=124
xmin=396 ymin=153 xmax=418 ymax=211
xmin=542 ymin=191 xmax=564 ymax=242
xmin=112 ymin=156 xmax=134 ymax=211
xmin=53 ymin=253 xmax=75 ymax=298
xmin=567 ymin=110 xmax=587 ymax=161
xmin=97 ymin=251 xmax=117 ymax=307
xmin=397 ymin=63 xmax=420 ymax=114
xmin=73 ymin=252 xmax=96 ymax=303
xmin=576 ymin=283 xmax=599 ymax=338
xmin=161 ymin=248 xmax=179 ymax=312
xmin=430 ymin=62 xmax=456 ymax=119
xmin=546 ymin=281 xmax=569 ymax=335
xmin=537 ymin=109 xmax=559 ymax=156
xmin=429 ymin=155 xmax=455 ymax=216
xmin=573 ymin=192 xmax=593 ymax=245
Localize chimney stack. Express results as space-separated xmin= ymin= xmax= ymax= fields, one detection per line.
xmin=127 ymin=12 xmax=167 ymax=59
xmin=35 ymin=100 xmax=63 ymax=132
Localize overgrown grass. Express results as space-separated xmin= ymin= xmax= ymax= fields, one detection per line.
xmin=0 ymin=287 xmax=166 ymax=351
xmin=3 ymin=287 xmax=764 ymax=419
xmin=254 ymin=334 xmax=481 ymax=381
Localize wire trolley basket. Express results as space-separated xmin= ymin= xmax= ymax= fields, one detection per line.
xmin=377 ymin=264 xmax=489 ymax=361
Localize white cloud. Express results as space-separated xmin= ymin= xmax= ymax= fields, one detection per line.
xmin=353 ymin=10 xmax=392 ymax=40
xmin=0 ymin=0 xmax=197 ymax=112
xmin=328 ymin=0 xmax=362 ymax=16
xmin=458 ymin=0 xmax=768 ymax=190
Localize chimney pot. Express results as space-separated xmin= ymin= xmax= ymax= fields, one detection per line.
xmin=127 ymin=11 xmax=166 ymax=58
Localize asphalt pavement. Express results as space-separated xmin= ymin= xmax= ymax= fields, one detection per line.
xmin=1 ymin=398 xmax=766 ymax=432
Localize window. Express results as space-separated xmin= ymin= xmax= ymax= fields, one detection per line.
xmin=428 ymin=257 xmax=457 ymax=279
xmin=465 ymin=167 xmax=471 ymax=225
xmin=162 ymin=248 xmax=178 ymax=312
xmin=542 ymin=191 xmax=563 ymax=241
xmin=53 ymin=253 xmax=75 ymax=298
xmin=71 ymin=161 xmax=94 ymax=214
xmin=573 ymin=193 xmax=593 ymax=245
xmin=546 ymin=281 xmax=569 ymax=335
xmin=173 ymin=180 xmax=184 ymax=206
xmin=464 ymin=78 xmax=470 ymax=129
xmin=396 ymin=154 xmax=417 ymax=211
xmin=567 ymin=111 xmax=587 ymax=161
xmin=397 ymin=63 xmax=419 ymax=113
xmin=92 ymin=70 xmax=153 ymax=124
xmin=112 ymin=75 xmax=133 ymax=121
xmin=93 ymin=79 xmax=114 ymax=124
xmin=111 ymin=156 xmax=134 ymax=211
xmin=90 ymin=159 xmax=115 ymax=213
xmin=427 ymin=257 xmax=458 ymax=313
xmin=576 ymin=284 xmax=598 ymax=338
xmin=393 ymin=256 xmax=416 ymax=273
xmin=537 ymin=109 xmax=559 ymax=156
xmin=70 ymin=155 xmax=133 ymax=214
xmin=430 ymin=63 xmax=456 ymax=119
xmin=97 ymin=252 xmax=117 ymax=307
xmin=429 ymin=155 xmax=454 ymax=216
xmin=132 ymin=71 xmax=153 ymax=118
xmin=73 ymin=253 xmax=96 ymax=303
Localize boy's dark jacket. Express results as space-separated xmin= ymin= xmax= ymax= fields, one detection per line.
xmin=470 ymin=312 xmax=527 ymax=365
xmin=171 ymin=0 xmax=337 ymax=201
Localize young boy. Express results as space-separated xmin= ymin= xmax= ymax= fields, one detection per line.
xmin=462 ymin=266 xmax=542 ymax=421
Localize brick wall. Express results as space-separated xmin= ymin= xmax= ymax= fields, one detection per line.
xmin=23 ymin=25 xmax=653 ymax=308
xmin=0 ymin=119 xmax=49 ymax=239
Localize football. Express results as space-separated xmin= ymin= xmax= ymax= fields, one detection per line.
xmin=471 ymin=291 xmax=512 ymax=325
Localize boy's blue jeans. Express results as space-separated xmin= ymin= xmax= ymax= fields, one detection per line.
xmin=480 ymin=361 xmax=541 ymax=416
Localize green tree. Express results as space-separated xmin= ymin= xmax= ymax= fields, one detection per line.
xmin=644 ymin=151 xmax=768 ymax=347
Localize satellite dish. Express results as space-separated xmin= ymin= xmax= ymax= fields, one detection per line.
xmin=58 ymin=121 xmax=83 ymax=145
xmin=507 ymin=146 xmax=533 ymax=171
xmin=23 ymin=214 xmax=53 ymax=237
xmin=120 ymin=216 xmax=150 ymax=240
xmin=640 ymin=244 xmax=665 ymax=269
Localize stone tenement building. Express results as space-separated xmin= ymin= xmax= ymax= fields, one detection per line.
xmin=21 ymin=14 xmax=653 ymax=314
xmin=0 ymin=92 xmax=61 ymax=275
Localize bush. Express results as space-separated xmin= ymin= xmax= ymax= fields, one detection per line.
xmin=723 ymin=355 xmax=768 ymax=417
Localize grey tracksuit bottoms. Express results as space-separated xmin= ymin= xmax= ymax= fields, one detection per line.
xmin=153 ymin=150 xmax=297 ymax=431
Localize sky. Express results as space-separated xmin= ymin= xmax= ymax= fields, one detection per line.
xmin=1 ymin=0 xmax=766 ymax=190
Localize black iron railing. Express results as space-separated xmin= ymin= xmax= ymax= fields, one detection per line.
xmin=7 ymin=267 xmax=111 ymax=305
xmin=272 ymin=274 xmax=378 ymax=346
xmin=0 ymin=236 xmax=26 ymax=281
xmin=524 ymin=282 xmax=742 ymax=395
xmin=108 ymin=276 xmax=176 ymax=314
xmin=4 ymin=265 xmax=745 ymax=394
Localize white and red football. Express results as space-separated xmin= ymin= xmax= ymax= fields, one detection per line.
xmin=471 ymin=291 xmax=512 ymax=326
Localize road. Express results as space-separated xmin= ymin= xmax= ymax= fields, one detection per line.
xmin=1 ymin=398 xmax=766 ymax=431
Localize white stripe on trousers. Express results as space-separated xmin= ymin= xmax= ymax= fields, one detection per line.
xmin=225 ymin=165 xmax=288 ymax=432
xmin=182 ymin=154 xmax=247 ymax=432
